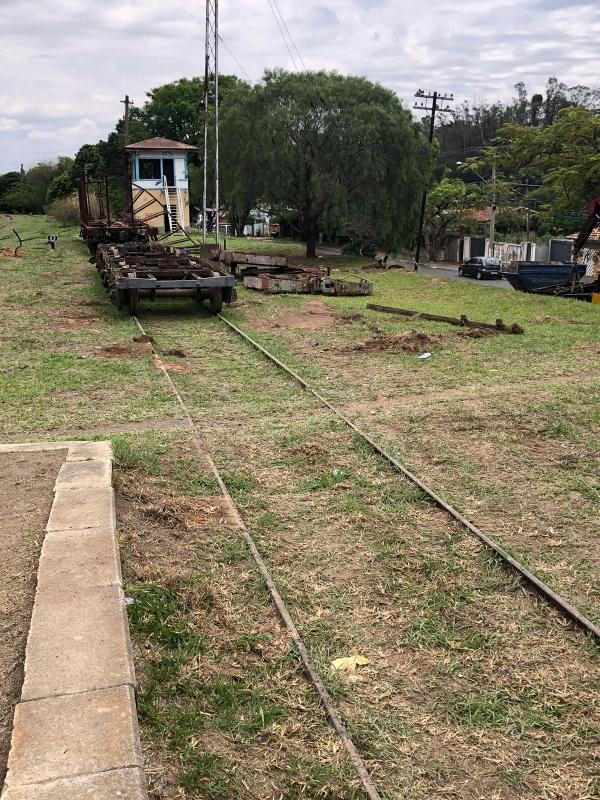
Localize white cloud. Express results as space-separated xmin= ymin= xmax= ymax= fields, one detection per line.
xmin=0 ymin=0 xmax=598 ymax=170
xmin=0 ymin=118 xmax=29 ymax=133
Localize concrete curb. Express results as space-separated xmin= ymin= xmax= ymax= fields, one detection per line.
xmin=1 ymin=441 xmax=147 ymax=800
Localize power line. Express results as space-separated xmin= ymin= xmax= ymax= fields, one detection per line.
xmin=218 ymin=34 xmax=251 ymax=82
xmin=266 ymin=0 xmax=299 ymax=71
xmin=264 ymin=0 xmax=327 ymax=109
xmin=270 ymin=0 xmax=308 ymax=71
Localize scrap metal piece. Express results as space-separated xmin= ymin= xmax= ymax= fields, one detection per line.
xmin=242 ymin=266 xmax=372 ymax=296
xmin=217 ymin=250 xmax=288 ymax=268
xmin=321 ymin=276 xmax=373 ymax=296
xmin=367 ymin=303 xmax=524 ymax=334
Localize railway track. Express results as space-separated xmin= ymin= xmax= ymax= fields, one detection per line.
xmin=132 ymin=314 xmax=382 ymax=800
xmin=131 ymin=310 xmax=598 ymax=799
xmin=215 ymin=314 xmax=600 ymax=643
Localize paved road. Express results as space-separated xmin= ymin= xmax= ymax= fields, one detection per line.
xmin=416 ymin=265 xmax=513 ymax=290
xmin=316 ymin=246 xmax=514 ymax=290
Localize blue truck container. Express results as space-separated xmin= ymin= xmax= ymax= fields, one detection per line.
xmin=503 ymin=262 xmax=587 ymax=293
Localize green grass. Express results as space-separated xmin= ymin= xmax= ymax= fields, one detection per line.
xmin=447 ymin=688 xmax=573 ymax=733
xmin=179 ymin=752 xmax=239 ymax=798
xmin=127 ymin=572 xmax=289 ymax=789
xmin=127 ymin=580 xmax=209 ymax=654
xmin=221 ymin=234 xmax=306 ymax=256
xmin=4 ymin=216 xmax=600 ymax=799
xmin=0 ymin=215 xmax=178 ymax=435
xmin=403 ymin=617 xmax=496 ymax=651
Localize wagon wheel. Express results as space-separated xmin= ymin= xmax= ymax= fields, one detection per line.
xmin=113 ymin=288 xmax=127 ymax=310
xmin=129 ymin=288 xmax=139 ymax=315
xmin=208 ymin=288 xmax=223 ymax=314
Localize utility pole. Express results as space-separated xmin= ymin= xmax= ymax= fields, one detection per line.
xmin=202 ymin=0 xmax=219 ymax=246
xmin=413 ymin=89 xmax=454 ymax=270
xmin=121 ymin=95 xmax=135 ymax=222
xmin=202 ymin=7 xmax=210 ymax=244
xmin=214 ymin=0 xmax=219 ymax=246
xmin=488 ymin=151 xmax=496 ymax=258
xmin=523 ymin=176 xmax=531 ymax=250
xmin=120 ymin=94 xmax=134 ymax=146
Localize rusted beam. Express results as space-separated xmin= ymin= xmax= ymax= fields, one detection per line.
xmin=366 ymin=304 xmax=524 ymax=334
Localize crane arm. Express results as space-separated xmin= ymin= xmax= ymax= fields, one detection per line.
xmin=572 ymin=197 xmax=600 ymax=259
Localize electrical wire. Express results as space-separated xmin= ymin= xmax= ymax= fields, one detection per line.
xmin=218 ymin=34 xmax=251 ymax=82
xmin=270 ymin=0 xmax=308 ymax=72
xmin=265 ymin=0 xmax=299 ymax=71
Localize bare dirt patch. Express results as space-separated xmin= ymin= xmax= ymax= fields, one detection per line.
xmin=116 ymin=468 xmax=362 ymax=799
xmin=253 ymin=299 xmax=356 ymax=332
xmin=99 ymin=341 xmax=154 ymax=359
xmin=155 ymin=360 xmax=191 ymax=373
xmin=47 ymin=310 xmax=101 ymax=331
xmin=533 ymin=315 xmax=591 ymax=325
xmin=354 ymin=330 xmax=441 ymax=354
xmin=0 ymin=450 xmax=65 ymax=783
xmin=454 ymin=326 xmax=498 ymax=338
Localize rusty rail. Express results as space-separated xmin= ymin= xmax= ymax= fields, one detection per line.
xmin=131 ymin=315 xmax=383 ymax=800
xmin=217 ymin=314 xmax=600 ymax=642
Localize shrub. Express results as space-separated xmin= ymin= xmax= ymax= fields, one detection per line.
xmin=47 ymin=194 xmax=80 ymax=226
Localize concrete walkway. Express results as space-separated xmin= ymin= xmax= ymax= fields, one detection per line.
xmin=0 ymin=441 xmax=147 ymax=800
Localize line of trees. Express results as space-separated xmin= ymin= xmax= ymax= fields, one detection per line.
xmin=51 ymin=71 xmax=433 ymax=257
xmin=1 ymin=73 xmax=598 ymax=257
xmin=0 ymin=158 xmax=74 ymax=214
xmin=421 ymin=78 xmax=600 ymax=257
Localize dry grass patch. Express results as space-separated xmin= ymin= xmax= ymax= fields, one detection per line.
xmin=114 ymin=439 xmax=365 ymax=800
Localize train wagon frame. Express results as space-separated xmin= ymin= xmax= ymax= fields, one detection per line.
xmin=96 ymin=242 xmax=235 ymax=314
xmin=78 ymin=176 xmax=158 ymax=255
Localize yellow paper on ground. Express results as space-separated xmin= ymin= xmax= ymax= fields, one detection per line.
xmin=331 ymin=655 xmax=370 ymax=672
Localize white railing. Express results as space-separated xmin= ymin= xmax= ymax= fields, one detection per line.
xmin=162 ymin=177 xmax=173 ymax=232
xmin=160 ymin=176 xmax=186 ymax=232
xmin=174 ymin=176 xmax=185 ymax=230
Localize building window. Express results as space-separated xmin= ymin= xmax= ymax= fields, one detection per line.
xmin=138 ymin=159 xmax=162 ymax=180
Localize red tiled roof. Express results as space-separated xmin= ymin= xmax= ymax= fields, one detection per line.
xmin=125 ymin=137 xmax=197 ymax=152
xmin=471 ymin=208 xmax=492 ymax=222
xmin=468 ymin=206 xmax=532 ymax=224
xmin=566 ymin=228 xmax=600 ymax=242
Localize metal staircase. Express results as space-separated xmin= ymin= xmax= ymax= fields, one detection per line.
xmin=162 ymin=176 xmax=186 ymax=234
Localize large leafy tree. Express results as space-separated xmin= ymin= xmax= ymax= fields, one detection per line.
xmin=142 ymin=75 xmax=243 ymax=144
xmin=423 ymin=178 xmax=479 ymax=259
xmin=257 ymin=69 xmax=432 ymax=257
xmin=219 ymin=82 xmax=264 ymax=235
xmin=0 ymin=171 xmax=22 ymax=204
xmin=496 ymin=106 xmax=600 ymax=233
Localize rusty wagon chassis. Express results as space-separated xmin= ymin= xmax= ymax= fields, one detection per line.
xmin=96 ymin=243 xmax=235 ymax=315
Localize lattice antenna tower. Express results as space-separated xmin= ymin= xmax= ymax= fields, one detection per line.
xmin=203 ymin=0 xmax=219 ymax=244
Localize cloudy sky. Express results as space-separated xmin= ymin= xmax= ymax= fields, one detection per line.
xmin=1 ymin=0 xmax=598 ymax=171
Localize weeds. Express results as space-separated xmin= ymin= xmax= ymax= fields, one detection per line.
xmin=447 ymin=688 xmax=573 ymax=732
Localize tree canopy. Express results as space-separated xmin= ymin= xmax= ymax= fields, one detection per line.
xmin=423 ymin=178 xmax=478 ymax=259
xmin=0 ymin=159 xmax=72 ymax=214
xmin=434 ymin=77 xmax=600 ymax=172
xmin=3 ymin=69 xmax=598 ymax=247
xmin=257 ymin=70 xmax=432 ymax=256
